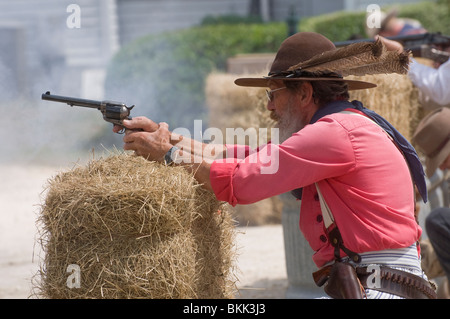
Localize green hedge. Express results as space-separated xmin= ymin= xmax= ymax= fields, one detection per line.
xmin=297 ymin=0 xmax=450 ymax=41
xmin=299 ymin=11 xmax=367 ymax=42
xmin=392 ymin=0 xmax=450 ymax=34
xmin=104 ymin=1 xmax=449 ymax=132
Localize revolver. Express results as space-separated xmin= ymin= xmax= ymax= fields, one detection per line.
xmin=41 ymin=91 xmax=135 ymax=133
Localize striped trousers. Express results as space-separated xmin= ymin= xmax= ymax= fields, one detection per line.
xmin=341 ymin=243 xmax=429 ymax=299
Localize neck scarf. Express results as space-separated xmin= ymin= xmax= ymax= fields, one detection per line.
xmin=291 ymin=100 xmax=427 ymax=203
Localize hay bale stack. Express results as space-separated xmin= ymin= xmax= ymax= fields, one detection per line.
xmin=347 ymin=73 xmax=421 ymax=141
xmin=34 ymin=153 xmax=237 ymax=299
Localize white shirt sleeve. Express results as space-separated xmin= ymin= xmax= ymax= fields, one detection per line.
xmin=408 ymin=58 xmax=450 ymax=105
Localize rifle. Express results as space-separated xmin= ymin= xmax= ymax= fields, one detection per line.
xmin=41 ymin=91 xmax=135 ymax=133
xmin=334 ymin=32 xmax=450 ymax=64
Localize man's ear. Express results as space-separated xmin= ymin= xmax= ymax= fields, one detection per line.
xmin=298 ymin=82 xmax=314 ymax=106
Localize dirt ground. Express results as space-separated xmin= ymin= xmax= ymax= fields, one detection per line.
xmin=0 ymin=163 xmax=287 ymax=299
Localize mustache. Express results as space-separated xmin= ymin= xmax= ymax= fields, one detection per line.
xmin=270 ymin=111 xmax=280 ymax=122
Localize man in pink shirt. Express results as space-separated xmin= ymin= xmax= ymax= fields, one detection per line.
xmin=114 ymin=32 xmax=436 ymax=299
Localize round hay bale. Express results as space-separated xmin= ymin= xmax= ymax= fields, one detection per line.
xmin=34 ymin=153 xmax=237 ymax=299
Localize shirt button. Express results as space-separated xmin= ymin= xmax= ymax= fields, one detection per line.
xmin=320 ymin=235 xmax=327 ymax=243
xmin=316 ymin=215 xmax=323 ymax=223
xmin=314 ymin=193 xmax=319 ymax=201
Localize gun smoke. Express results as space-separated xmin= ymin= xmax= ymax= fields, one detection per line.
xmin=0 ymin=16 xmax=157 ymax=165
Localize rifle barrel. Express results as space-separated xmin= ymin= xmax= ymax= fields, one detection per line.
xmin=334 ymin=32 xmax=449 ymax=48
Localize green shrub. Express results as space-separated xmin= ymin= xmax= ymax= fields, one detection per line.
xmin=393 ymin=1 xmax=450 ymax=34
xmin=201 ymin=14 xmax=263 ymax=25
xmin=298 ymin=0 xmax=449 ymax=41
xmin=299 ymin=11 xmax=367 ymax=42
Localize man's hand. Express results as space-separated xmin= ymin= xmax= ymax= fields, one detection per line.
xmin=376 ymin=35 xmax=404 ymax=53
xmin=118 ymin=117 xmax=173 ymax=161
xmin=113 ymin=116 xmax=214 ymax=191
xmin=112 ymin=116 xmax=160 ymax=133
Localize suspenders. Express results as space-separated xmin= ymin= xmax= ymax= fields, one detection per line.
xmin=315 ymin=183 xmax=361 ymax=263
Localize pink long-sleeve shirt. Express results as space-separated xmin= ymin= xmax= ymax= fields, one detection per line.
xmin=210 ymin=112 xmax=421 ymax=267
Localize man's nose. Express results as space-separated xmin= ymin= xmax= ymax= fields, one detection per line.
xmin=266 ymin=100 xmax=275 ymax=111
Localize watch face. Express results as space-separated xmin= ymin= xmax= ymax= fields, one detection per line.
xmin=165 ymin=146 xmax=178 ymax=164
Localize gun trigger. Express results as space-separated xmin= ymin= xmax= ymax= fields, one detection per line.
xmin=112 ymin=123 xmax=126 ymax=134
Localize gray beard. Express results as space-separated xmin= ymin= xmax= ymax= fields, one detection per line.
xmin=269 ymin=97 xmax=308 ymax=144
xmin=277 ymin=112 xmax=305 ymax=143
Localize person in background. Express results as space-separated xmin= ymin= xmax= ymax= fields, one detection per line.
xmin=366 ymin=8 xmax=427 ymax=38
xmin=377 ymin=33 xmax=450 ymax=108
xmin=412 ymin=108 xmax=450 ymax=299
xmin=382 ymin=30 xmax=450 ymax=299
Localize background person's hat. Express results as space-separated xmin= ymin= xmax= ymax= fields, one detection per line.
xmin=413 ymin=107 xmax=450 ymax=177
xmin=235 ymin=32 xmax=410 ymax=90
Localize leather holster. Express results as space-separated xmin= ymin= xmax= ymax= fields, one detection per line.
xmin=313 ymin=261 xmax=363 ymax=299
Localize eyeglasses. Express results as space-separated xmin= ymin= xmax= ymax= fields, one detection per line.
xmin=265 ymin=87 xmax=286 ymax=102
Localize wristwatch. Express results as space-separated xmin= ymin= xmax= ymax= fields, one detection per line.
xmin=164 ymin=146 xmax=179 ymax=165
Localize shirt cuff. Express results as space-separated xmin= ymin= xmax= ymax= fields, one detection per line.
xmin=210 ymin=159 xmax=239 ymax=206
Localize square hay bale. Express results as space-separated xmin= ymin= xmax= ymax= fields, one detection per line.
xmin=33 ymin=153 xmax=237 ymax=299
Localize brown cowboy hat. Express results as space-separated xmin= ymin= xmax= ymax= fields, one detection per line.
xmin=413 ymin=107 xmax=450 ymax=177
xmin=235 ymin=32 xmax=410 ymax=90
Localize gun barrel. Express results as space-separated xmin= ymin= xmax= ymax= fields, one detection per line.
xmin=334 ymin=32 xmax=449 ymax=48
xmin=333 ymin=34 xmax=422 ymax=47
xmin=41 ymin=91 xmax=102 ymax=109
